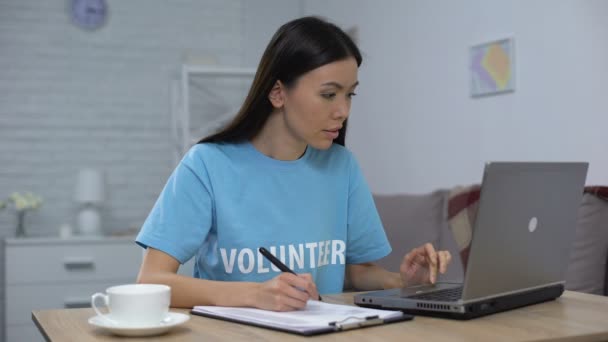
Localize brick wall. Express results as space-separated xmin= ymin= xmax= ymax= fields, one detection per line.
xmin=0 ymin=0 xmax=300 ymax=238
xmin=0 ymin=2 xmax=301 ymax=339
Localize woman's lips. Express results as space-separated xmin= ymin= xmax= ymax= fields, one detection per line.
xmin=323 ymin=129 xmax=339 ymax=139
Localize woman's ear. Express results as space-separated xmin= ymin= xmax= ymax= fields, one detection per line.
xmin=268 ymin=80 xmax=285 ymax=108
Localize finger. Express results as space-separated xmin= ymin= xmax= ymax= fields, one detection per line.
xmin=299 ymin=273 xmax=312 ymax=281
xmin=414 ymin=245 xmax=428 ymax=257
xmin=402 ymin=251 xmax=430 ymax=281
xmin=401 ymin=249 xmax=423 ymax=275
xmin=282 ymin=281 xmax=311 ymax=304
xmin=402 ymin=246 xmax=433 ymax=273
xmin=282 ymin=294 xmax=308 ymax=310
xmin=403 ymin=251 xmax=416 ymax=267
xmin=438 ymin=251 xmax=448 ymax=274
xmin=297 ymin=273 xmax=320 ymax=300
xmin=444 ymin=251 xmax=452 ymax=274
xmin=282 ymin=273 xmax=314 ymax=300
xmin=412 ymin=253 xmax=428 ymax=270
xmin=423 ymin=243 xmax=438 ymax=264
xmin=273 ymin=292 xmax=307 ymax=311
xmin=424 ymin=243 xmax=438 ymax=283
xmin=407 ymin=245 xmax=429 ymax=265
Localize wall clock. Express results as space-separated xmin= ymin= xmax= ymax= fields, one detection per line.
xmin=70 ymin=0 xmax=108 ymax=30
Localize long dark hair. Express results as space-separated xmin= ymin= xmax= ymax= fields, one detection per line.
xmin=198 ymin=16 xmax=362 ymax=146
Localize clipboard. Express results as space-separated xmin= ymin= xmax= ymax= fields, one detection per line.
xmin=190 ymin=300 xmax=413 ymax=336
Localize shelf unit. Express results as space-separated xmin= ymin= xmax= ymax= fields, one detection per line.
xmin=171 ymin=65 xmax=256 ymax=163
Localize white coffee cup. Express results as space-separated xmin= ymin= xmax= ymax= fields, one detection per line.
xmin=91 ymin=284 xmax=171 ymax=327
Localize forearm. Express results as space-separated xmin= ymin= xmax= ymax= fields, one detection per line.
xmin=345 ymin=263 xmax=404 ymax=291
xmin=137 ymin=271 xmax=260 ymax=308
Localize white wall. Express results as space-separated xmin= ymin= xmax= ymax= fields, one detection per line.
xmin=0 ymin=0 xmax=301 ymax=239
xmin=242 ymin=1 xmax=305 ymax=67
xmin=304 ymin=0 xmax=608 ymax=193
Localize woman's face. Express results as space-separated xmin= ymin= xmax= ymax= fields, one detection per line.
xmin=277 ymin=57 xmax=359 ymax=150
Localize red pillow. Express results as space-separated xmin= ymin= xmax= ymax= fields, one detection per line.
xmin=447 ymin=184 xmax=607 ymax=272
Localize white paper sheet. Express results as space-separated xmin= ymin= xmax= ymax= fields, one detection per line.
xmin=193 ymin=300 xmax=404 ymax=333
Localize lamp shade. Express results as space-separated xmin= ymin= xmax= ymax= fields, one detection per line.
xmin=74 ymin=168 xmax=105 ymax=204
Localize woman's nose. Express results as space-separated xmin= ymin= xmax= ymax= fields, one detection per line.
xmin=333 ymin=100 xmax=350 ymax=119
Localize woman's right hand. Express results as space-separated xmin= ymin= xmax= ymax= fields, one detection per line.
xmin=254 ymin=273 xmax=319 ymax=311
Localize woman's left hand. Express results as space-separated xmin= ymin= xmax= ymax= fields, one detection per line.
xmin=400 ymin=243 xmax=452 ymax=287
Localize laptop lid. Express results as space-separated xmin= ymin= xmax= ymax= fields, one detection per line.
xmin=461 ymin=162 xmax=588 ymax=301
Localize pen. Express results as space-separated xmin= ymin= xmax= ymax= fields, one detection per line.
xmin=259 ymin=247 xmax=322 ymax=301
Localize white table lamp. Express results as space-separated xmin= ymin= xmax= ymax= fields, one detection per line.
xmin=75 ymin=168 xmax=105 ymax=236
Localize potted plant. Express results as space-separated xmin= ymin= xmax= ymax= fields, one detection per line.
xmin=1 ymin=192 xmax=43 ymax=237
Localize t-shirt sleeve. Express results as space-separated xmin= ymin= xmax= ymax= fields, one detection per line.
xmin=345 ymin=152 xmax=392 ymax=264
xmin=136 ymin=147 xmax=213 ymax=264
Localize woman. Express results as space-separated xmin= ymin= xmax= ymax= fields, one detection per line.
xmin=136 ymin=16 xmax=451 ymax=312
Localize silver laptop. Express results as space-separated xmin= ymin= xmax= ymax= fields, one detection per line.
xmin=355 ymin=162 xmax=588 ymax=319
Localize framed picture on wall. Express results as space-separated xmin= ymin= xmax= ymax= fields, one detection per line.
xmin=470 ymin=37 xmax=515 ymax=97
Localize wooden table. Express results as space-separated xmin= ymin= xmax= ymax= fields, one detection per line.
xmin=32 ymin=290 xmax=608 ymax=341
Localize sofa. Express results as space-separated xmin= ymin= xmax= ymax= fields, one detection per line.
xmin=373 ymin=186 xmax=608 ymax=296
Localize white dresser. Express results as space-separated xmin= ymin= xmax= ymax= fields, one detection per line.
xmin=2 ymin=236 xmax=142 ymax=342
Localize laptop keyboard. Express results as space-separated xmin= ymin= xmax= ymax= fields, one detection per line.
xmin=408 ymin=286 xmax=463 ymax=302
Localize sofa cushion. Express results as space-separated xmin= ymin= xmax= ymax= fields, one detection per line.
xmin=605 ymin=253 xmax=608 ymax=295
xmin=373 ymin=191 xmax=447 ymax=273
xmin=447 ymin=185 xmax=608 ymax=296
xmin=446 ymin=185 xmax=481 ymax=268
xmin=565 ymin=192 xmax=608 ymax=295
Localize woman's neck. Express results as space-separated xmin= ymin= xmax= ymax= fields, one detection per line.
xmin=250 ymin=111 xmax=307 ymax=161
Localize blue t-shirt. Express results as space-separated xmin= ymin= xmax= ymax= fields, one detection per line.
xmin=136 ymin=141 xmax=391 ymax=294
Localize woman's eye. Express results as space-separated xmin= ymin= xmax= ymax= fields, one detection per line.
xmin=348 ymin=92 xmax=357 ymax=98
xmin=321 ymin=93 xmax=336 ymax=100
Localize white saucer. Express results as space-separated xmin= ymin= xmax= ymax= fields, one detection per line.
xmin=88 ymin=312 xmax=190 ymax=337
